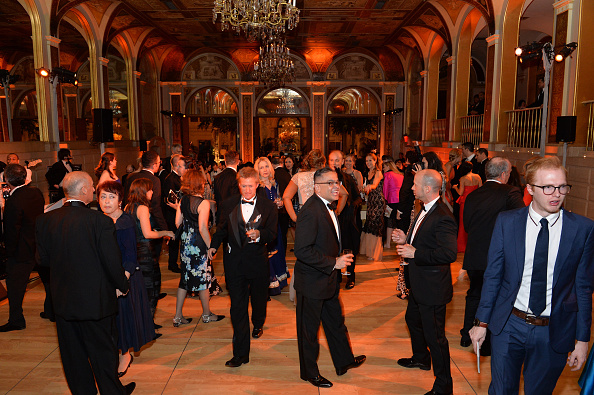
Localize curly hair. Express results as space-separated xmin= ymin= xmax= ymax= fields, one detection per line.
xmin=95 ymin=152 xmax=116 ymax=180
xmin=180 ymin=169 xmax=205 ymax=196
xmin=97 ymin=180 xmax=124 ymax=203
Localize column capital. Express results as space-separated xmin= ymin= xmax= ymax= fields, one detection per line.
xmin=553 ymin=0 xmax=573 ymax=13
xmin=379 ymin=81 xmax=400 ymax=94
xmin=45 ymin=36 xmax=61 ymax=47
xmin=98 ymin=57 xmax=109 ymax=66
xmin=486 ymin=34 xmax=500 ymax=47
xmin=307 ymin=81 xmax=330 ymax=95
xmin=446 ymin=56 xmax=455 ymax=65
xmin=420 ymin=70 xmax=428 ymax=78
xmin=235 ymin=81 xmax=257 ymax=94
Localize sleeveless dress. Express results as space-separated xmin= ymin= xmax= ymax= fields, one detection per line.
xmin=263 ymin=184 xmax=289 ymax=296
xmin=360 ymin=173 xmax=386 ymax=261
xmin=115 ymin=212 xmax=156 ymax=352
xmin=179 ymin=195 xmax=215 ymax=292
xmin=456 ymin=184 xmax=479 ymax=253
xmin=130 ymin=204 xmax=159 ymax=316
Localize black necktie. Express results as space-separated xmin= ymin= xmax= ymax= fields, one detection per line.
xmin=529 ymin=218 xmax=549 ymax=316
xmin=241 ymin=199 xmax=254 ymax=205
xmin=327 ymin=201 xmax=337 ymax=211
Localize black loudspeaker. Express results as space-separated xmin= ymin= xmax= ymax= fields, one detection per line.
xmin=556 ymin=116 xmax=576 ymax=143
xmin=92 ymin=108 xmax=114 ymax=142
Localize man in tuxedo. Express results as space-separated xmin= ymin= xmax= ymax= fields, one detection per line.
xmin=208 ymin=167 xmax=278 ymax=368
xmin=294 ymin=167 xmax=366 ymax=388
xmin=461 ymin=142 xmax=480 ymax=175
xmin=213 ymin=150 xmax=240 ymax=223
xmin=271 ymin=154 xmax=291 ymax=252
xmin=0 ymin=164 xmax=45 ymax=332
xmin=162 ymin=154 xmax=187 ymax=273
xmin=459 ymin=158 xmax=524 ymax=351
xmin=161 ymin=143 xmax=182 ymax=175
xmin=328 ymin=150 xmax=362 ymax=289
xmin=45 ymin=148 xmax=72 ymax=202
xmin=392 ymin=169 xmax=458 ymax=395
xmin=476 ymin=148 xmax=489 ymax=183
xmin=35 ymin=171 xmax=135 ymax=394
xmin=528 ymin=78 xmax=545 ymax=108
xmin=470 ymin=156 xmax=594 ymax=394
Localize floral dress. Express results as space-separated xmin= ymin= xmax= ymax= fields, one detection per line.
xmin=263 ymin=184 xmax=290 ymax=295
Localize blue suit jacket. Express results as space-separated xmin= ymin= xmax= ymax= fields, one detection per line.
xmin=476 ymin=207 xmax=594 ymax=353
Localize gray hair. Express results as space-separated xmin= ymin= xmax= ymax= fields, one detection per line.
xmin=63 ymin=171 xmax=92 ymax=197
xmin=485 ymin=157 xmax=510 ymax=180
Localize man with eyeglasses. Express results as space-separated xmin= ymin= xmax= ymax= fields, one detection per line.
xmin=470 ymin=156 xmax=594 ymax=394
xmin=294 ymin=167 xmax=365 ymax=388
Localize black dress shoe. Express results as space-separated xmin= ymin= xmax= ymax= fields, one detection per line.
xmin=303 ymin=375 xmax=333 ymax=388
xmin=158 ymin=292 xmax=167 ymax=300
xmin=168 ymin=266 xmax=181 ymax=273
xmin=225 ymin=356 xmax=249 ymax=367
xmin=154 ymin=323 xmax=162 ymax=330
xmin=345 ymin=280 xmax=355 ymax=289
xmin=252 ymin=328 xmax=263 ymax=338
xmin=0 ymin=322 xmax=26 ymax=332
xmin=336 ymin=355 xmax=366 ymax=376
xmin=460 ymin=337 xmax=472 ymax=347
xmin=424 ymin=390 xmax=453 ymax=395
xmin=40 ymin=312 xmax=56 ymax=322
xmin=397 ymin=357 xmax=430 ymax=371
xmin=124 ymin=382 xmax=136 ymax=394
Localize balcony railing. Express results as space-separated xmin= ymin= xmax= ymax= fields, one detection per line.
xmin=430 ymin=118 xmax=448 ymax=145
xmin=506 ymin=107 xmax=543 ymax=148
xmin=460 ymin=114 xmax=483 ymax=147
xmin=584 ymin=100 xmax=594 ymax=151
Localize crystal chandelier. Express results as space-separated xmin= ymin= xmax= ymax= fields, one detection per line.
xmin=254 ymin=38 xmax=295 ymax=86
xmin=212 ymin=0 xmax=300 ymax=42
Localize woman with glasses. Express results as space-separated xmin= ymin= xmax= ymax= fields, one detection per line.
xmin=360 ymin=153 xmax=385 ymax=261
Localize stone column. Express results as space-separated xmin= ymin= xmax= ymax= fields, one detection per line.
xmin=381 ymin=82 xmax=398 ymax=156
xmin=308 ymin=81 xmax=329 ymax=152
xmin=239 ymin=82 xmax=255 ymax=162
xmin=448 ymin=17 xmax=473 ymax=143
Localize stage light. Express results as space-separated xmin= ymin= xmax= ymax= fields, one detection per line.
xmin=555 ymin=42 xmax=578 ymax=62
xmin=36 ymin=68 xmax=50 ymax=77
xmin=515 ymin=47 xmax=523 ymax=56
xmin=52 ymin=67 xmax=77 ymax=85
xmin=174 ymin=112 xmax=186 ymax=118
xmin=160 ymin=110 xmax=173 ymax=117
xmin=555 ymin=54 xmax=564 ymax=62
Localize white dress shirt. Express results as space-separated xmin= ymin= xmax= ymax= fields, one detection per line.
xmin=513 ymin=204 xmax=563 ymax=316
xmin=318 ymin=195 xmax=340 ymax=241
xmin=410 ymin=196 xmax=439 ymax=244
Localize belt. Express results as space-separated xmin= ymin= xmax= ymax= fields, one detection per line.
xmin=512 ymin=307 xmax=550 ymax=326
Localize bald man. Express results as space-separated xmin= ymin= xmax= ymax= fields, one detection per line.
xmin=36 ymin=172 xmax=135 ymax=394
xmin=392 ymin=169 xmax=458 ymax=395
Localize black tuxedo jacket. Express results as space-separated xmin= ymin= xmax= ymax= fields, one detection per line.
xmin=35 ymin=201 xmax=128 ymax=320
xmin=162 ymin=171 xmax=182 ymax=230
xmin=213 ymin=168 xmax=239 ymax=207
xmin=406 ymin=200 xmax=457 ymax=306
xmin=478 ymin=158 xmax=489 ymax=183
xmin=467 ymin=156 xmax=480 ymax=175
xmin=462 ymin=181 xmax=524 ymax=271
xmin=4 ymin=185 xmax=45 ymax=263
xmin=45 ymin=161 xmax=69 ymax=190
xmin=211 ymin=194 xmax=277 ymax=279
xmin=274 ymin=167 xmax=291 ymax=197
xmin=294 ymin=194 xmax=342 ymax=300
xmin=123 ymin=169 xmax=167 ymax=230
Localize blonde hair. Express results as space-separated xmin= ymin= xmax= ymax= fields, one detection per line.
xmin=254 ymin=157 xmax=276 ymax=187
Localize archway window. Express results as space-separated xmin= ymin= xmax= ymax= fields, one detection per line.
xmin=186 ymin=88 xmax=238 ymax=115
xmin=328 ymin=87 xmax=379 ymax=115
xmin=256 ymin=88 xmax=309 ymax=115
xmin=109 ymin=89 xmax=129 ymax=140
xmin=14 ymin=90 xmax=39 ymax=141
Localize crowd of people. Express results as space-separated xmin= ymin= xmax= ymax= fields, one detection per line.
xmin=0 ymin=142 xmax=593 ymax=394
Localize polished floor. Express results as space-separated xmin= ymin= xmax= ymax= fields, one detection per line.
xmin=0 ymin=239 xmax=588 ymax=394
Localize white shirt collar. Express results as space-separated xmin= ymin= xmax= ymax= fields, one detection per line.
xmin=466 ymin=153 xmax=475 ymax=161
xmin=9 ymin=184 xmax=25 ymax=196
xmin=423 ymin=196 xmax=440 ymax=212
xmin=317 ymin=194 xmax=334 ymax=208
xmin=143 ymin=168 xmax=155 ymax=175
xmin=486 ymin=179 xmax=502 ymax=184
xmin=528 ymin=203 xmax=561 ymax=227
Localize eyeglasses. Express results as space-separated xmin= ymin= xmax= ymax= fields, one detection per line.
xmin=530 ymin=184 xmax=572 ymax=195
xmin=315 ymin=181 xmax=340 ymax=187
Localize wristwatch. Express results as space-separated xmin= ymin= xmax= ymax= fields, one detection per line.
xmin=473 ymin=318 xmax=488 ymax=328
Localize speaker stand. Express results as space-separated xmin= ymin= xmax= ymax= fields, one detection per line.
xmin=562 ymin=142 xmax=568 ymax=167
xmin=100 ymin=142 xmax=106 ymax=155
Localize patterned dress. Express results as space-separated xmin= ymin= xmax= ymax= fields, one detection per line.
xmin=360 ymin=172 xmax=386 ymax=261
xmin=263 ymin=184 xmax=290 ymax=295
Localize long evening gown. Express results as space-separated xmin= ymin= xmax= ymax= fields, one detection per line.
xmin=263 ymin=184 xmax=289 ymax=296
xmin=115 ymin=212 xmax=156 ymax=353
xmin=579 ymin=345 xmax=594 ymax=394
xmin=456 ymin=184 xmax=479 ymax=253
xmin=360 ymin=175 xmax=386 ymax=261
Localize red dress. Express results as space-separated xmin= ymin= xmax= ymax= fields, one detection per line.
xmin=457 ymin=184 xmax=479 ymax=253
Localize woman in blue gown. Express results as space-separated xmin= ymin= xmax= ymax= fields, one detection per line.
xmin=579 ymin=346 xmax=594 ymax=394
xmin=97 ymin=181 xmax=157 ymax=377
xmin=255 ymin=157 xmax=289 ymax=296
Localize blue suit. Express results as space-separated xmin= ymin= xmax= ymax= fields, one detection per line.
xmin=476 ymin=207 xmax=594 ymax=394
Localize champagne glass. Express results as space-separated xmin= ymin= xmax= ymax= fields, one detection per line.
xmin=341 ymin=249 xmax=352 ymax=276
xmin=245 ymin=221 xmax=256 ymax=243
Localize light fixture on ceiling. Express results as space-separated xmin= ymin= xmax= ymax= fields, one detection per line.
xmin=253 ymin=37 xmax=295 ymax=86
xmin=213 ymin=0 xmax=300 ymax=42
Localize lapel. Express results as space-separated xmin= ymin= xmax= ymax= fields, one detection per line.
xmin=248 ymin=198 xmax=262 ymax=224
xmin=407 ymin=201 xmax=438 ymax=244
xmin=514 ymin=207 xmax=529 ymax=280
xmin=553 ymin=209 xmax=576 ymax=288
xmin=316 ymin=195 xmax=340 ymax=248
xmin=230 ymin=198 xmax=242 ymax=246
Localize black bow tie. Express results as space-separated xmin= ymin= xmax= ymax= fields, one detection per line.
xmin=241 ymin=199 xmax=254 ymax=205
xmin=327 ymin=201 xmax=337 ymax=211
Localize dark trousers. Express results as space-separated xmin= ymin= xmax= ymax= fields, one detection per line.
xmin=56 ymin=315 xmax=126 ymax=395
xmin=6 ymin=258 xmax=35 ymax=326
xmin=489 ymin=314 xmax=566 ymax=395
xmin=226 ymin=273 xmax=268 ymax=358
xmin=461 ymin=269 xmax=491 ymax=351
xmin=296 ymin=289 xmax=355 ymax=379
xmin=278 ymin=212 xmax=289 ymax=254
xmin=405 ymin=291 xmax=453 ymax=394
xmin=37 ymin=264 xmax=54 ymax=319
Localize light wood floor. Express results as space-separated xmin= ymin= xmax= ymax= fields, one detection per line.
xmin=0 ymin=240 xmax=588 ymax=394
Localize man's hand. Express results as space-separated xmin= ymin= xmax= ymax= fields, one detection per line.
xmin=396 ymin=243 xmax=415 ymax=258
xmin=246 ymin=229 xmax=259 ymax=242
xmin=116 ymin=289 xmax=128 ymax=298
xmin=469 ymin=326 xmax=487 ymax=354
xmin=207 ymin=247 xmax=217 ymax=261
xmin=334 ymin=254 xmax=353 ymax=270
xmin=392 ymin=229 xmax=406 ymax=245
xmin=568 ymin=340 xmax=589 ymax=371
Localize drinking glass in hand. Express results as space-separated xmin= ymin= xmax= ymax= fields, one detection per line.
xmin=245 ymin=221 xmax=256 ymax=243
xmin=341 ymin=249 xmax=352 ymax=276
xmin=274 ymin=197 xmax=283 ymax=208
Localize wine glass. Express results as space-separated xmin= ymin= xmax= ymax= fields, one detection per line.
xmin=341 ymin=249 xmax=352 ymax=276
xmin=245 ymin=221 xmax=256 ymax=243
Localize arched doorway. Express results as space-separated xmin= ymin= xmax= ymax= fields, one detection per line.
xmin=254 ymin=87 xmax=310 ymax=160
xmin=185 ymin=87 xmax=239 ymax=163
xmin=327 ymin=87 xmax=380 ymax=155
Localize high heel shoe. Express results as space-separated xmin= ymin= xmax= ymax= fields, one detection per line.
xmin=118 ymin=355 xmax=133 ymax=378
xmin=202 ymin=313 xmax=225 ymax=323
xmin=172 ymin=317 xmax=193 ymax=327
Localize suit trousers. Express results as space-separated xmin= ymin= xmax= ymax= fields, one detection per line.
xmin=278 ymin=212 xmax=290 ymax=253
xmin=56 ymin=315 xmax=126 ymax=395
xmin=36 ymin=264 xmax=54 ymax=319
xmin=405 ymin=291 xmax=453 ymax=394
xmin=296 ymin=289 xmax=355 ymax=379
xmin=489 ymin=314 xmax=566 ymax=395
xmin=226 ymin=273 xmax=268 ymax=358
xmin=6 ymin=258 xmax=35 ymax=326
